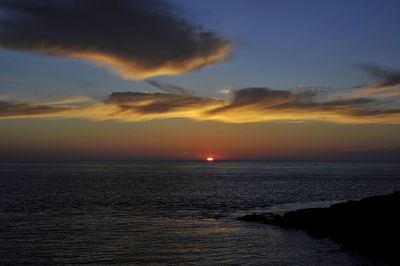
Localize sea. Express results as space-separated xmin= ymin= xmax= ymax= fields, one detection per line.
xmin=1 ymin=161 xmax=399 ymax=265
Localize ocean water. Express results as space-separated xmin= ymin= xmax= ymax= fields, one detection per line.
xmin=1 ymin=161 xmax=399 ymax=265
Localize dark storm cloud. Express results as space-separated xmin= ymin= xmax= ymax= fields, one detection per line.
xmin=0 ymin=0 xmax=230 ymax=79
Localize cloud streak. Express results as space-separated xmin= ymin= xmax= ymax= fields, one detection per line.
xmin=147 ymin=80 xmax=194 ymax=95
xmin=0 ymin=0 xmax=230 ymax=79
xmin=359 ymin=64 xmax=400 ymax=88
xmin=0 ymin=100 xmax=70 ymax=118
xmin=1 ymin=87 xmax=400 ymax=124
xmin=341 ymin=64 xmax=400 ymax=98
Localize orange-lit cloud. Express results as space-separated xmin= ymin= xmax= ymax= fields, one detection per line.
xmin=1 ymin=87 xmax=400 ymax=124
xmin=0 ymin=0 xmax=230 ymax=79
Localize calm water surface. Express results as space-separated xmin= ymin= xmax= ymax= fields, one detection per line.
xmin=1 ymin=162 xmax=400 ymax=265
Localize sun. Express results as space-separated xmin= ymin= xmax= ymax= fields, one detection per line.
xmin=206 ymin=157 xmax=214 ymax=162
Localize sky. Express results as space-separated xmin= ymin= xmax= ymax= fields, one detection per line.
xmin=0 ymin=0 xmax=400 ymax=161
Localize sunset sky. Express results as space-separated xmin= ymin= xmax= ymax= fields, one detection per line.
xmin=1 ymin=0 xmax=400 ymax=161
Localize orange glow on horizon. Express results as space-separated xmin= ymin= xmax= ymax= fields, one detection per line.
xmin=206 ymin=157 xmax=214 ymax=162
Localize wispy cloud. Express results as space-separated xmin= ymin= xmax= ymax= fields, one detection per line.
xmin=39 ymin=96 xmax=94 ymax=105
xmin=0 ymin=0 xmax=230 ymax=79
xmin=1 ymin=87 xmax=400 ymax=124
xmin=0 ymin=100 xmax=70 ymax=118
xmin=147 ymin=80 xmax=194 ymax=95
xmin=206 ymin=87 xmax=400 ymax=123
xmin=359 ymin=64 xmax=400 ymax=88
xmin=104 ymin=92 xmax=223 ymax=119
xmin=340 ymin=64 xmax=400 ymax=98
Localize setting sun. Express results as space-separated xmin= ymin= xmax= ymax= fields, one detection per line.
xmin=206 ymin=157 xmax=214 ymax=162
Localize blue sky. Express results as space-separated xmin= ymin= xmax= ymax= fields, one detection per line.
xmin=1 ymin=0 xmax=400 ymax=100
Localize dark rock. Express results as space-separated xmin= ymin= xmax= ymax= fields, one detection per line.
xmin=237 ymin=192 xmax=400 ymax=265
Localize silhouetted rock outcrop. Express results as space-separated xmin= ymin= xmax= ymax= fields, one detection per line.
xmin=237 ymin=192 xmax=400 ymax=264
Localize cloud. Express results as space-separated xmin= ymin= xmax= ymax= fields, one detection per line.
xmin=206 ymin=87 xmax=400 ymax=123
xmin=39 ymin=96 xmax=94 ymax=105
xmin=340 ymin=64 xmax=400 ymax=97
xmin=104 ymin=92 xmax=223 ymax=118
xmin=0 ymin=100 xmax=70 ymax=118
xmin=219 ymin=87 xmax=233 ymax=95
xmin=358 ymin=64 xmax=400 ymax=88
xmin=147 ymin=80 xmax=193 ymax=95
xmin=1 ymin=87 xmax=400 ymax=124
xmin=0 ymin=0 xmax=230 ymax=79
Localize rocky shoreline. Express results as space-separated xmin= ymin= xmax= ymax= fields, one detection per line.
xmin=237 ymin=192 xmax=400 ymax=264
